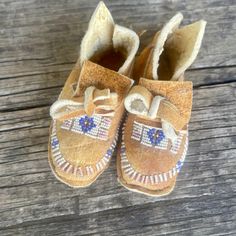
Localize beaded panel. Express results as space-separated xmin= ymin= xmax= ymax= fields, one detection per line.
xmin=121 ymin=121 xmax=189 ymax=185
xmin=61 ymin=115 xmax=111 ymax=141
xmin=170 ymin=132 xmax=184 ymax=154
xmin=51 ymin=121 xmax=118 ymax=176
xmin=131 ymin=121 xmax=186 ymax=154
xmin=131 ymin=121 xmax=168 ymax=150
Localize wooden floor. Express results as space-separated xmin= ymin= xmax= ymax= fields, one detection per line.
xmin=0 ymin=0 xmax=236 ymax=235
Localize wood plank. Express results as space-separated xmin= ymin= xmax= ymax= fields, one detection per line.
xmin=0 ymin=0 xmax=235 ymax=79
xmin=0 ymin=66 xmax=235 ymax=111
xmin=0 ymin=195 xmax=235 ymax=235
xmin=0 ymin=0 xmax=236 ymax=235
xmin=0 ymin=76 xmax=235 ymax=233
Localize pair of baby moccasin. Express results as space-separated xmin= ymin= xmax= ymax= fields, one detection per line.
xmin=48 ymin=2 xmax=206 ymax=196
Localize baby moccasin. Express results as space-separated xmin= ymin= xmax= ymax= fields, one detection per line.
xmin=117 ymin=13 xmax=206 ymax=196
xmin=48 ymin=1 xmax=139 ymax=187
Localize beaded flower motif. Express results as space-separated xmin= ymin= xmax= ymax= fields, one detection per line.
xmin=147 ymin=128 xmax=165 ymax=146
xmin=79 ymin=116 xmax=96 ymax=133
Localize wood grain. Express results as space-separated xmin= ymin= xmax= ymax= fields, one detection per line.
xmin=0 ymin=0 xmax=236 ymax=235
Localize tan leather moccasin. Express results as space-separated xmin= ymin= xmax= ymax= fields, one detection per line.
xmin=117 ymin=13 xmax=206 ymax=196
xmin=48 ymin=2 xmax=139 ymax=187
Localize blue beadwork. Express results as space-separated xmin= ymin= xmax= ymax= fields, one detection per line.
xmin=107 ymin=149 xmax=113 ymax=156
xmin=176 ymin=161 xmax=183 ymax=171
xmin=147 ymin=128 xmax=165 ymax=145
xmin=79 ymin=115 xmax=96 ymax=133
xmin=52 ymin=138 xmax=59 ymax=147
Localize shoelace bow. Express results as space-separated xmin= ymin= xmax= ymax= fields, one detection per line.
xmin=50 ymin=86 xmax=118 ymax=121
xmin=124 ymin=85 xmax=183 ymax=144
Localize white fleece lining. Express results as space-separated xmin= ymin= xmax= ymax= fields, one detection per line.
xmin=79 ymin=2 xmax=139 ymax=75
xmin=152 ymin=13 xmax=183 ymax=80
xmin=124 ymin=93 xmax=149 ymax=116
xmin=113 ymin=25 xmax=140 ymax=74
xmin=170 ymin=20 xmax=207 ymax=81
xmin=80 ymin=1 xmax=114 ymax=65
